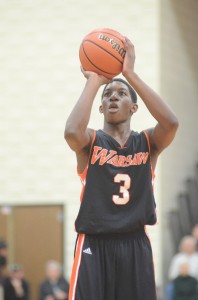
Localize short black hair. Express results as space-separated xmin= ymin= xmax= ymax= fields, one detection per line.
xmin=101 ymin=78 xmax=137 ymax=103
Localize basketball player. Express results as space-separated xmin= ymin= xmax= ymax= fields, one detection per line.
xmin=65 ymin=37 xmax=179 ymax=300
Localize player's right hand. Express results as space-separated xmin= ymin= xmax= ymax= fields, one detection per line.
xmin=80 ymin=66 xmax=112 ymax=85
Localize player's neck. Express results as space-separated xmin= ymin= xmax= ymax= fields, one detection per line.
xmin=102 ymin=123 xmax=132 ymax=146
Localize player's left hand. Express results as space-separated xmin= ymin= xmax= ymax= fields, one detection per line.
xmin=122 ymin=37 xmax=136 ymax=79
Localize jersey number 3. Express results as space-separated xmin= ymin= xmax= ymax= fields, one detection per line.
xmin=112 ymin=174 xmax=131 ymax=205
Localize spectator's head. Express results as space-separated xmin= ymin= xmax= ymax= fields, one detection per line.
xmin=179 ymin=235 xmax=197 ymax=255
xmin=178 ymin=261 xmax=190 ymax=276
xmin=8 ymin=264 xmax=24 ymax=280
xmin=0 ymin=239 xmax=7 ymax=267
xmin=45 ymin=260 xmax=62 ymax=283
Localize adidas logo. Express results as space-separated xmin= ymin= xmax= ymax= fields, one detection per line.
xmin=83 ymin=247 xmax=92 ymax=255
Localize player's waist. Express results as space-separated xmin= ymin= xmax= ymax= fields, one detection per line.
xmin=85 ymin=226 xmax=146 ymax=240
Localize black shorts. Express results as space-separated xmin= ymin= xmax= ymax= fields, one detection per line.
xmin=69 ymin=228 xmax=157 ymax=300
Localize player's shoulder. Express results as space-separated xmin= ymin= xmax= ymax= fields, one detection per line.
xmin=87 ymin=128 xmax=95 ymax=139
xmin=143 ymin=128 xmax=158 ymax=151
xmin=94 ymin=129 xmax=110 ymax=141
xmin=131 ymin=130 xmax=148 ymax=143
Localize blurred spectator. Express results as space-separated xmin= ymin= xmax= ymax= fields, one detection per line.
xmin=168 ymin=235 xmax=198 ymax=281
xmin=39 ymin=260 xmax=69 ymax=300
xmin=3 ymin=264 xmax=30 ymax=300
xmin=0 ymin=239 xmax=7 ymax=284
xmin=172 ymin=262 xmax=198 ymax=300
xmin=0 ymin=239 xmax=8 ymax=299
xmin=192 ymin=224 xmax=198 ymax=251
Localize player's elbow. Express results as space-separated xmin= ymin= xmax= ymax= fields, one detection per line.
xmin=64 ymin=124 xmax=84 ymax=151
xmin=169 ymin=115 xmax=179 ymax=133
xmin=164 ymin=116 xmax=179 ymax=147
xmin=64 ymin=128 xmax=78 ymax=152
xmin=64 ymin=125 xmax=78 ymax=143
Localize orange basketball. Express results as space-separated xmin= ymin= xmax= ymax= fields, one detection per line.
xmin=79 ymin=28 xmax=126 ymax=79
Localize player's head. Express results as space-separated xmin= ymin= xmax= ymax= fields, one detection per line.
xmin=100 ymin=78 xmax=138 ymax=124
xmin=101 ymin=78 xmax=137 ymax=103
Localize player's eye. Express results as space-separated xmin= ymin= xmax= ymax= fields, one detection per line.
xmin=119 ymin=91 xmax=126 ymax=96
xmin=103 ymin=91 xmax=111 ymax=97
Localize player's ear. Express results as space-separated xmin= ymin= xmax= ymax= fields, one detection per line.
xmin=99 ymin=105 xmax=103 ymax=113
xmin=130 ymin=103 xmax=138 ymax=114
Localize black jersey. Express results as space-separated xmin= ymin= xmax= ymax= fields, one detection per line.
xmin=75 ymin=129 xmax=157 ymax=234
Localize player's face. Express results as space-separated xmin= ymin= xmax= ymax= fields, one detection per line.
xmin=100 ymin=81 xmax=137 ymax=124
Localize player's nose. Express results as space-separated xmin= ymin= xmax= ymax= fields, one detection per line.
xmin=110 ymin=92 xmax=119 ymax=101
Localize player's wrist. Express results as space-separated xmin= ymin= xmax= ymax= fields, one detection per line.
xmin=86 ymin=74 xmax=105 ymax=88
xmin=123 ymin=71 xmax=138 ymax=85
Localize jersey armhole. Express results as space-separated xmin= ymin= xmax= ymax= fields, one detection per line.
xmin=77 ymin=130 xmax=97 ymax=181
xmin=143 ymin=130 xmax=155 ymax=181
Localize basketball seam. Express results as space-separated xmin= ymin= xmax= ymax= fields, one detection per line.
xmin=81 ymin=44 xmax=116 ymax=76
xmin=82 ymin=40 xmax=123 ymax=65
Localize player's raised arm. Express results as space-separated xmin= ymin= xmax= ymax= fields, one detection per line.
xmin=122 ymin=37 xmax=179 ymax=157
xmin=64 ymin=69 xmax=110 ymax=153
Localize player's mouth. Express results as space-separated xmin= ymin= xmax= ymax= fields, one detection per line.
xmin=108 ymin=103 xmax=119 ymax=112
